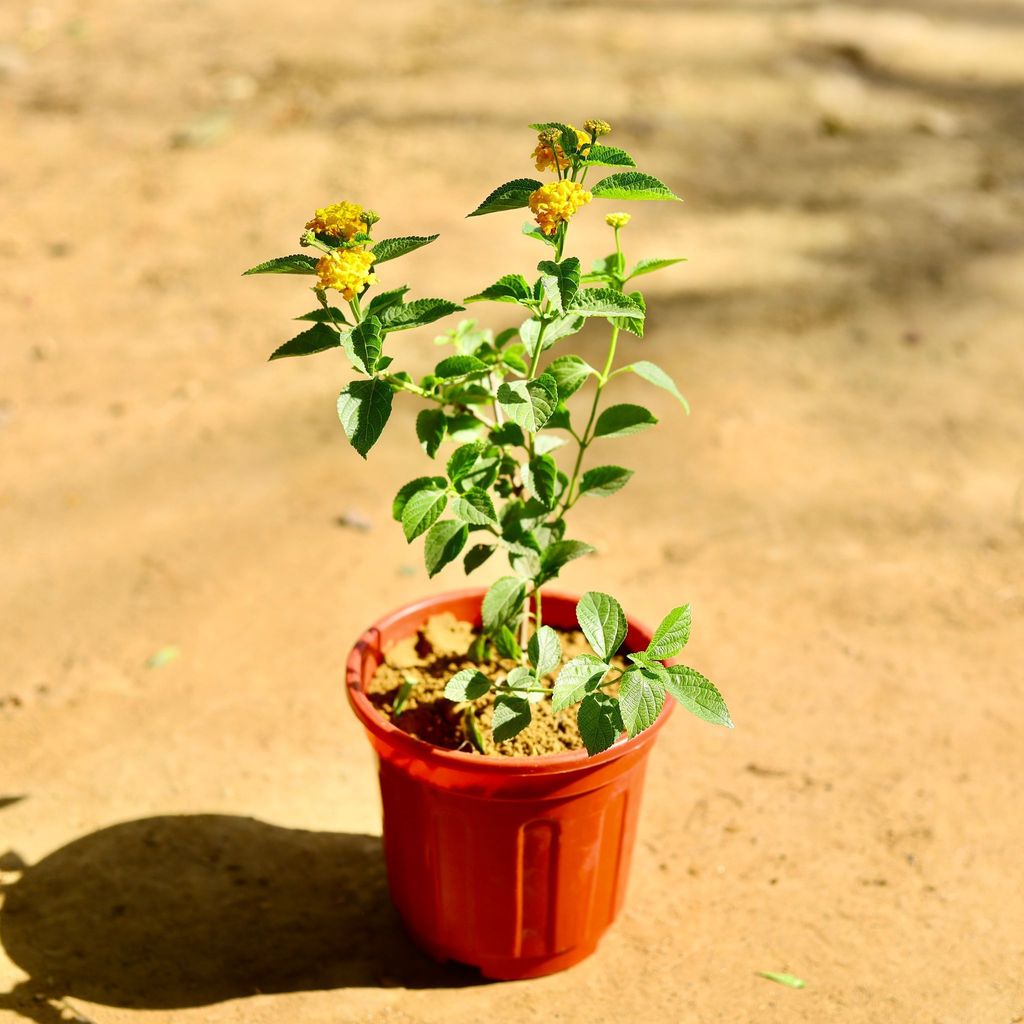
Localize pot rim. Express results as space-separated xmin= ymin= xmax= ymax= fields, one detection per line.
xmin=345 ymin=587 xmax=675 ymax=777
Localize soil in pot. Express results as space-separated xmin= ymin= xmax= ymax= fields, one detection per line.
xmin=367 ymin=612 xmax=625 ymax=757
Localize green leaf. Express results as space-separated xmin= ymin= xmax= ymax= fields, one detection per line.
xmin=467 ymin=178 xmax=542 ymax=217
xmin=490 ymin=421 xmax=525 ymax=448
xmin=572 ymin=288 xmax=646 ymax=319
xmin=336 ymin=378 xmax=394 ymax=458
xmin=756 ymin=972 xmax=806 ymax=990
xmin=577 ymin=692 xmax=623 ymax=755
xmin=423 ymin=520 xmax=468 ymax=578
xmin=382 ymin=298 xmax=464 ymax=331
xmin=591 ymin=172 xmax=682 ymax=202
xmin=366 ymin=286 xmax=410 ymax=317
xmin=452 ymin=488 xmax=498 ymax=526
xmin=433 ymin=355 xmax=489 ymax=379
xmin=482 ymin=577 xmax=526 ymax=632
xmin=528 ymin=625 xmax=562 ymax=678
xmin=582 ymin=144 xmax=636 ymax=168
xmin=269 ymin=322 xmax=342 ymax=360
xmin=540 ymin=539 xmax=595 ymax=578
xmin=504 ymin=665 xmax=545 ymax=703
xmin=350 ymin=316 xmax=383 ymax=374
xmin=665 ymin=665 xmax=734 ymax=728
xmin=465 ymin=274 xmax=532 ymax=304
xmin=619 ymin=667 xmax=667 ymax=738
xmin=447 ymin=442 xmax=499 ymax=490
xmin=497 ymin=374 xmax=559 ymax=432
xmin=463 ymin=542 xmax=495 ymax=575
xmin=623 ymin=361 xmax=689 ymax=412
xmin=370 ymin=234 xmax=438 ymax=264
xmin=392 ymin=476 xmax=446 ymax=521
xmin=576 ymin=592 xmax=627 ymax=661
xmin=534 ymin=434 xmax=567 ymax=455
xmin=613 ymin=290 xmax=646 ymax=338
xmin=579 ymin=465 xmax=634 ymax=497
xmin=444 ymin=669 xmax=492 ymax=702
xmin=393 ymin=674 xmax=416 ymax=715
xmin=552 ymin=654 xmax=608 ymax=711
xmin=519 ymin=313 xmax=585 ymax=359
xmin=416 ymin=409 xmax=446 ymax=458
xmin=401 ymin=487 xmax=447 ymax=541
xmin=537 ymin=257 xmax=581 ymax=313
xmin=546 ymin=354 xmax=596 ymax=400
xmin=627 ymin=257 xmax=686 ymax=280
xmin=646 ymin=604 xmax=692 ymax=659
xmin=594 ymin=403 xmax=658 ymax=439
xmin=522 ymin=221 xmax=559 ymax=248
xmin=524 ymin=454 xmax=559 ymax=508
xmin=243 ymin=253 xmax=318 ymax=275
xmin=295 ymin=305 xmax=351 ymax=324
xmin=492 ymin=694 xmax=532 ymax=742
xmin=493 ymin=625 xmax=522 ymax=661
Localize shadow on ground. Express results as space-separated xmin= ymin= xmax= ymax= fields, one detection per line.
xmin=0 ymin=815 xmax=480 ymax=1021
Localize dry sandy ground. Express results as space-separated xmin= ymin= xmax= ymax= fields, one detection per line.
xmin=2 ymin=1 xmax=1023 ymax=1022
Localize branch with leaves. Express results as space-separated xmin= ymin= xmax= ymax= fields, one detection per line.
xmin=246 ymin=119 xmax=731 ymax=755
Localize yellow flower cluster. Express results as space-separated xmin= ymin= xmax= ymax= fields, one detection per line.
xmin=316 ymin=248 xmax=376 ymax=299
xmin=529 ymin=180 xmax=592 ymax=236
xmin=306 ymin=201 xmax=368 ymax=241
xmin=532 ymin=126 xmax=590 ymax=173
xmin=605 ymin=212 xmax=631 ymax=229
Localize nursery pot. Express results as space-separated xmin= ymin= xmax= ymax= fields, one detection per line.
xmin=345 ymin=588 xmax=674 ymax=980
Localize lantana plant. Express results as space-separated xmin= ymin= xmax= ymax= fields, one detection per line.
xmin=246 ymin=120 xmax=732 ymax=754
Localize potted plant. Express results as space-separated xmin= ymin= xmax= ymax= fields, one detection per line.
xmin=246 ymin=120 xmax=733 ymax=980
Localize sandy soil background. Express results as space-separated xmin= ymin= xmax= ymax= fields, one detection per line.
xmin=2 ymin=1 xmax=1023 ymax=1021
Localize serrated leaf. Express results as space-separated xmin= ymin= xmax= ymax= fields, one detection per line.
xmin=401 ymin=487 xmax=447 ymax=542
xmin=482 ymin=577 xmax=525 ymax=632
xmin=468 ymin=178 xmax=542 ymax=217
xmin=504 ymin=665 xmax=545 ymax=703
xmin=295 ymin=305 xmax=351 ymax=324
xmin=534 ymin=434 xmax=567 ymax=455
xmin=519 ymin=312 xmax=585 ymax=359
xmin=576 ymin=592 xmax=627 ymax=661
xmin=434 ymin=355 xmax=489 ymax=379
xmin=619 ymin=667 xmax=666 ymax=738
xmin=424 ymin=520 xmax=468 ymax=578
xmin=579 ymin=465 xmax=634 ymax=497
xmin=594 ymin=403 xmax=658 ymax=439
xmin=577 ymin=692 xmax=622 ymax=755
xmin=582 ymin=144 xmax=636 ymax=168
xmin=572 ymin=288 xmax=646 ymax=319
xmin=647 ymin=604 xmax=692 ymax=659
xmin=537 ymin=257 xmax=581 ymax=314
xmin=452 ymin=488 xmax=498 ymax=526
xmin=540 ymin=539 xmax=595 ymax=578
xmin=524 ymin=454 xmax=559 ymax=508
xmin=382 ymin=298 xmax=464 ymax=331
xmin=350 ymin=316 xmax=383 ymax=374
xmin=370 ymin=234 xmax=438 ymax=264
xmin=416 ymin=409 xmax=446 ymax=458
xmin=546 ymin=354 xmax=596 ymax=400
xmin=243 ymin=253 xmax=318 ymax=275
xmin=493 ymin=624 xmax=522 ymax=661
xmin=465 ymin=274 xmax=532 ymax=304
xmin=527 ymin=625 xmax=562 ymax=678
xmin=552 ymin=654 xmax=608 ymax=711
xmin=336 ymin=378 xmax=393 ymax=457
xmin=492 ymin=693 xmax=532 ymax=742
xmin=497 ymin=374 xmax=559 ymax=433
xmin=463 ymin=542 xmax=495 ymax=574
xmin=612 ymin=290 xmax=646 ymax=338
xmin=269 ymin=322 xmax=342 ymax=360
xmin=627 ymin=257 xmax=686 ymax=280
xmin=366 ymin=286 xmax=410 ymax=317
xmin=490 ymin=421 xmax=525 ymax=448
xmin=666 ymin=665 xmax=733 ymax=727
xmin=392 ymin=476 xmax=446 ymax=521
xmin=591 ymin=172 xmax=682 ymax=202
xmin=522 ymin=221 xmax=559 ymax=248
xmin=444 ymin=669 xmax=491 ymax=702
xmin=623 ymin=360 xmax=689 ymax=412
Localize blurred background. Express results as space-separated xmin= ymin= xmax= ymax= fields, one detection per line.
xmin=1 ymin=1 xmax=1022 ymax=1022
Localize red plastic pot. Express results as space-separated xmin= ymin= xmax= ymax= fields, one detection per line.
xmin=345 ymin=588 xmax=673 ymax=980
